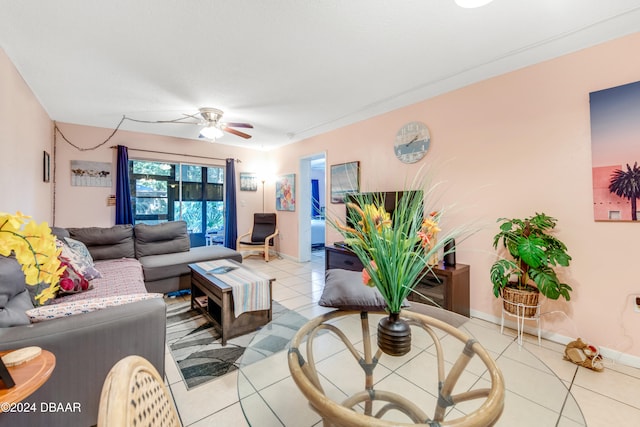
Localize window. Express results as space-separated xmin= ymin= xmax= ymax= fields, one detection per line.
xmin=608 ymin=210 xmax=621 ymax=220
xmin=129 ymin=160 xmax=225 ymax=246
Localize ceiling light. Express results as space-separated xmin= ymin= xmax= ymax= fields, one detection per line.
xmin=455 ymin=0 xmax=494 ymax=8
xmin=200 ymin=125 xmax=224 ymax=140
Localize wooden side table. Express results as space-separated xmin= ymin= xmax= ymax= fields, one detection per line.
xmin=0 ymin=349 xmax=56 ymax=409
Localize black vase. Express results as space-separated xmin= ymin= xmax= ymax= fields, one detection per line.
xmin=377 ymin=312 xmax=412 ymax=356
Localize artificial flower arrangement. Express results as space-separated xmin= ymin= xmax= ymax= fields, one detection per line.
xmin=418 ymin=210 xmax=442 ymax=265
xmin=330 ymin=178 xmax=464 ymax=315
xmin=0 ymin=211 xmax=64 ymax=305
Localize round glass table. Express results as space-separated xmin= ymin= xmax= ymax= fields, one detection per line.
xmin=237 ymin=303 xmax=586 ymax=427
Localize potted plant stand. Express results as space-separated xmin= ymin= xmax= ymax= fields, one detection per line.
xmin=500 ymin=290 xmax=541 ymax=346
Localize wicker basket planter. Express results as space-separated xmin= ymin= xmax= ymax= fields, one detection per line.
xmin=501 ymin=285 xmax=539 ymax=318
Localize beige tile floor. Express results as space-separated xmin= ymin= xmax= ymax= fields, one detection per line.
xmin=165 ymin=252 xmax=640 ymax=427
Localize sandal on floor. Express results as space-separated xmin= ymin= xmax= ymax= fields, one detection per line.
xmin=564 ymin=338 xmax=604 ymax=372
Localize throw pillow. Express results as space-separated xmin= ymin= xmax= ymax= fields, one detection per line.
xmin=25 ymin=293 xmax=163 ymax=322
xmin=56 ymin=260 xmax=93 ymax=296
xmin=319 ymin=269 xmax=409 ymax=311
xmin=0 ymin=256 xmax=33 ymax=326
xmin=58 ymin=237 xmax=102 ymax=280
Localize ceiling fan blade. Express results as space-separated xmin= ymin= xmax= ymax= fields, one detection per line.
xmin=223 ymin=122 xmax=253 ymax=129
xmin=222 ymin=126 xmax=252 ymax=139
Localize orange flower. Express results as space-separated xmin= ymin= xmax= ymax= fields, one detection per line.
xmin=362 ymin=260 xmax=377 ymax=287
xmin=418 ymin=213 xmax=441 ymax=247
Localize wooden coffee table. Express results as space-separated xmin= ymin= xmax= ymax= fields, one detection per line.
xmin=189 ymin=261 xmax=274 ymax=345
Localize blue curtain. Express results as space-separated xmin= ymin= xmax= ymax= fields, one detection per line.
xmin=224 ymin=158 xmax=238 ymax=249
xmin=311 ymin=179 xmax=320 ymax=217
xmin=115 ymin=145 xmax=134 ymax=224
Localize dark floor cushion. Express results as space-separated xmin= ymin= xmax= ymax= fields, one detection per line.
xmin=319 ymin=268 xmax=409 ymax=311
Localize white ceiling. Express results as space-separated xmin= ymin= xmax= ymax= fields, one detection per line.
xmin=2 ymin=0 xmax=640 ymax=150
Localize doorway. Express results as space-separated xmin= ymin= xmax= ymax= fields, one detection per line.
xmin=298 ymin=153 xmax=326 ymax=262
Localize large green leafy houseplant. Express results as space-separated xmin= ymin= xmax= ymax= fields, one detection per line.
xmin=490 ymin=213 xmax=572 ymax=301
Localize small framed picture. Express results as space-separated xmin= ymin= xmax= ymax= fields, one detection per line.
xmin=240 ymin=172 xmax=258 ymax=191
xmin=330 ymin=161 xmax=360 ymax=203
xmin=43 ymin=151 xmax=50 ymax=183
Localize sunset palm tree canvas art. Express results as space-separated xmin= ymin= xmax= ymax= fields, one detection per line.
xmin=590 ymin=80 xmax=640 ymax=221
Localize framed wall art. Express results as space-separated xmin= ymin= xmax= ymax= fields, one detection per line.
xmin=276 ymin=173 xmax=295 ymax=211
xmin=43 ymin=151 xmax=50 ymax=183
xmin=240 ymin=172 xmax=258 ymax=191
xmin=590 ymin=80 xmax=640 ymax=222
xmin=70 ymin=160 xmax=112 ymax=187
xmin=330 ymin=161 xmax=360 ymax=203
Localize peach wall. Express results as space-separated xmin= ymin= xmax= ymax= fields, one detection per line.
xmin=0 ymin=48 xmax=54 ymax=223
xmin=272 ymin=33 xmax=640 ymax=361
xmin=53 ymin=122 xmax=268 ymax=232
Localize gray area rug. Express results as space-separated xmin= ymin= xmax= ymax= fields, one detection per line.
xmin=166 ymin=299 xmax=308 ymax=389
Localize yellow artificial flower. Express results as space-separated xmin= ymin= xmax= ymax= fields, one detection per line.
xmin=35 ymin=284 xmax=59 ymax=306
xmin=0 ymin=211 xmax=63 ymax=305
xmin=360 ymin=204 xmax=392 ymax=233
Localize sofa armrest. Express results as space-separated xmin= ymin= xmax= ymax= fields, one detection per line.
xmin=0 ymin=298 xmax=167 ymax=427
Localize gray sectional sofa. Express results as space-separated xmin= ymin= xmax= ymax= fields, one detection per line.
xmin=67 ymin=221 xmax=243 ymax=294
xmin=0 ymin=221 xmax=243 ymax=427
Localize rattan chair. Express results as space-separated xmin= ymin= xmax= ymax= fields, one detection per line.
xmin=236 ymin=213 xmax=279 ymax=261
xmin=98 ymin=355 xmax=182 ymax=427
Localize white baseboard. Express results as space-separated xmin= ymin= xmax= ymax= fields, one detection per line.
xmin=470 ymin=309 xmax=640 ymax=370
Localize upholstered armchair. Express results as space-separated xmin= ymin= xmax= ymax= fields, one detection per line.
xmin=236 ymin=213 xmax=279 ymax=262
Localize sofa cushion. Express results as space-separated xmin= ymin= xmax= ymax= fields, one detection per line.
xmin=51 ymin=258 xmax=147 ymax=304
xmin=26 ymin=293 xmax=163 ymax=323
xmin=0 ymin=256 xmax=32 ymax=327
xmin=50 ymin=226 xmax=70 ymax=239
xmin=0 ymin=290 xmax=33 ymax=327
xmin=68 ymin=225 xmax=135 ymax=260
xmin=134 ymin=221 xmax=190 ymax=258
xmin=138 ymin=245 xmax=242 ymax=282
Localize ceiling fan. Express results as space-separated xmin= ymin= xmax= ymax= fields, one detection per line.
xmin=192 ymin=107 xmax=253 ymax=140
xmin=127 ymin=107 xmax=253 ymax=140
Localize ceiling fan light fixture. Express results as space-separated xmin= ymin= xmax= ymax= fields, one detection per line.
xmin=455 ymin=0 xmax=494 ymax=8
xmin=200 ymin=125 xmax=224 ymax=140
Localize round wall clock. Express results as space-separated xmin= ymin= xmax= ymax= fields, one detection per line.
xmin=394 ymin=121 xmax=431 ymax=164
